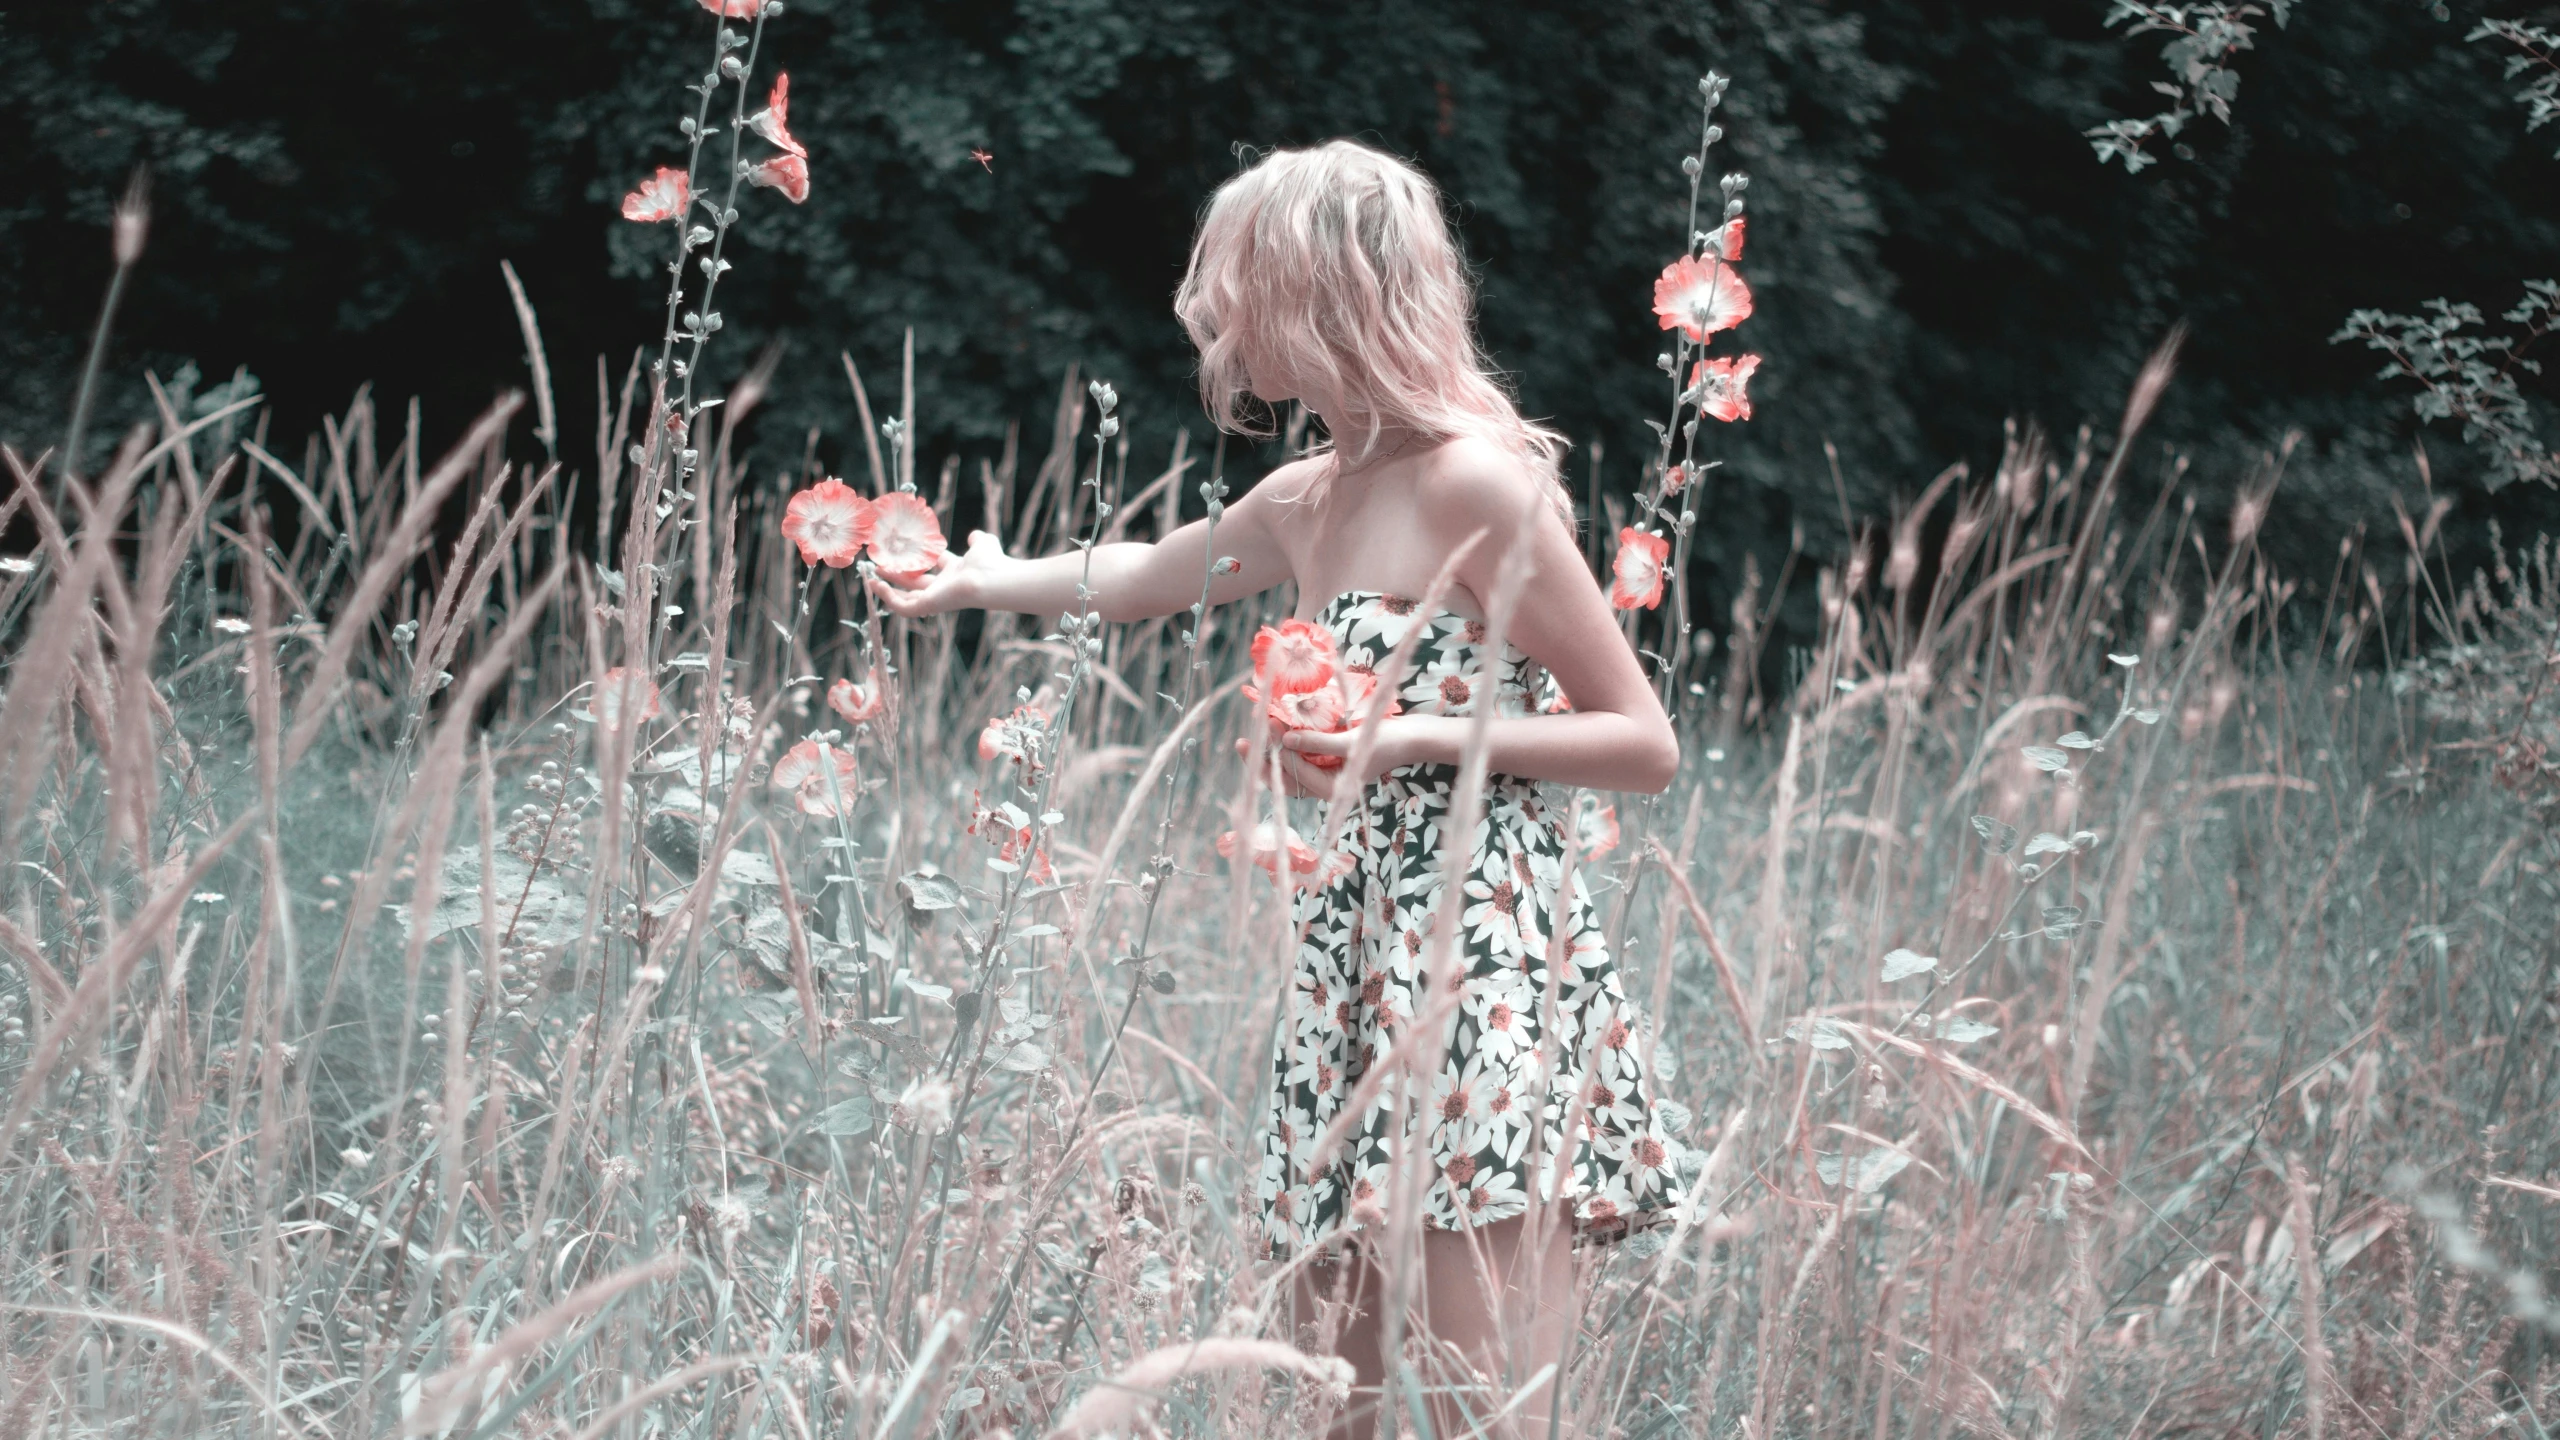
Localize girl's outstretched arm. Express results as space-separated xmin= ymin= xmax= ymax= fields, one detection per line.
xmin=868 ymin=475 xmax=1296 ymax=623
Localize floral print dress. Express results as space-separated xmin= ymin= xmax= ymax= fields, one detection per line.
xmin=1255 ymin=590 xmax=1684 ymax=1256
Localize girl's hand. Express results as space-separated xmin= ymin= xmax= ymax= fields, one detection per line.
xmin=1277 ymin=718 xmax=1419 ymax=789
xmin=868 ymin=529 xmax=1006 ymax=618
xmin=1236 ymin=735 xmax=1339 ymax=801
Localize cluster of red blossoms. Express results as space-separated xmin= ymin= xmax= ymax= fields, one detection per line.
xmin=1612 ymin=216 xmax=1762 ymax=612
xmin=621 ymin=69 xmax=812 ymax=226
xmin=780 ymin=481 xmax=949 ymax=580
xmin=764 ymin=474 xmax=947 ymax=817
xmin=1238 ymin=619 xmax=1397 ymax=772
xmin=1213 ymin=619 xmax=1392 ymax=886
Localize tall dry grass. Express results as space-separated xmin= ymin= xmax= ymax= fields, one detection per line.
xmin=1 ymin=326 xmax=2556 ymax=1439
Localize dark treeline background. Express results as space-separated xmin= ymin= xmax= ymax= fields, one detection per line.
xmin=6 ymin=0 xmax=2557 ymax=629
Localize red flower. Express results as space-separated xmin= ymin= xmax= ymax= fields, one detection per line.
xmin=1690 ymin=353 xmax=1762 ymax=423
xmin=978 ymin=702 xmax=1049 ymax=766
xmin=1708 ymin=216 xmax=1746 ymax=261
xmin=865 ymin=492 xmax=948 ymax=581
xmin=772 ymin=739 xmax=858 ymax=816
xmin=1249 ymin=619 xmax=1339 ymax=697
xmin=620 ymin=167 xmax=691 ymax=224
xmin=697 ymin=0 xmax=765 ymax=16
xmin=1651 ymin=254 xmax=1753 ymax=341
xmin=1663 ymin=462 xmax=1691 ymax=494
xmin=1609 ymin=528 xmax=1671 ymax=611
xmin=594 ymin=666 xmax=662 ymax=732
xmin=1574 ymin=794 xmax=1620 ymax=859
xmin=1264 ymin=669 xmax=1396 ymax=770
xmin=747 ymin=73 xmax=806 ymax=158
xmin=828 ymin=670 xmax=888 ymax=724
xmin=781 ymin=479 xmax=870 ymax=567
xmin=1218 ymin=822 xmax=1352 ymax=886
xmin=748 ymin=152 xmax=809 ymax=204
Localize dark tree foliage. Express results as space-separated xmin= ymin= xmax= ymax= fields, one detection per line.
xmin=5 ymin=0 xmax=2555 ymax=603
xmin=1871 ymin=0 xmax=2560 ymax=562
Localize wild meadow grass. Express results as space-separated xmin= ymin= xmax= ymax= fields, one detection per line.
xmin=5 ymin=3 xmax=2558 ymax=1434
xmin=2 ymin=348 xmax=2557 ymax=1440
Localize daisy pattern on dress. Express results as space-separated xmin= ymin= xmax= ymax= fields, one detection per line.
xmin=1253 ymin=590 xmax=1685 ymax=1255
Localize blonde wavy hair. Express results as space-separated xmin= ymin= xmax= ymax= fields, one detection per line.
xmin=1174 ymin=139 xmax=1567 ymax=494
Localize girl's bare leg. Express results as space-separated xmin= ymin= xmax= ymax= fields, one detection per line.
xmin=1297 ymin=1209 xmax=1581 ymax=1439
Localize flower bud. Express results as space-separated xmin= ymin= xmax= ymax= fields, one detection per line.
xmin=1098 ymin=415 xmax=1120 ymax=438
xmin=2230 ymin=493 xmax=2265 ymax=546
xmin=1681 ymin=155 xmax=1703 ymax=177
xmin=112 ymin=172 xmax=149 ymax=268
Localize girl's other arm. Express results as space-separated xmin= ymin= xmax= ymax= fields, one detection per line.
xmin=1280 ymin=445 xmax=1680 ymax=794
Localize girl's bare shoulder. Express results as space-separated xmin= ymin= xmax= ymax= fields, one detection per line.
xmin=1238 ymin=453 xmax=1332 ymax=510
xmin=1411 ymin=434 xmax=1558 ymax=531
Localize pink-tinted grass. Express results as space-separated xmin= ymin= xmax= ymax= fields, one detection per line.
xmin=0 ymin=341 xmax=2554 ymax=1440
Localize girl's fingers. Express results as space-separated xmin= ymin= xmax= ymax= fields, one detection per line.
xmin=870 ymin=578 xmax=935 ymax=618
xmin=1275 ymin=749 xmax=1340 ymax=801
xmin=1280 ymin=729 xmax=1349 ymax=756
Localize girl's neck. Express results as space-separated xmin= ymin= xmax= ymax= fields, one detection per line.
xmin=1315 ymin=410 xmax=1426 ymax=475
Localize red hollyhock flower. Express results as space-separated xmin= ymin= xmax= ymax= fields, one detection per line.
xmin=1689 ymin=351 xmax=1751 ymax=420
xmin=1690 ymin=353 xmax=1762 ymax=423
xmin=748 ymin=153 xmax=809 ymax=204
xmin=747 ymin=74 xmax=806 ymax=158
xmin=1651 ymin=254 xmax=1753 ymax=341
xmin=772 ymin=738 xmax=858 ymax=816
xmin=1249 ymin=619 xmax=1339 ymax=698
xmin=1609 ymin=528 xmax=1671 ymax=611
xmin=865 ymin=493 xmax=948 ymax=581
xmin=781 ymin=479 xmax=870 ymax=567
xmin=1265 ymin=669 xmax=1397 ymax=771
xmin=1574 ymin=793 xmax=1620 ymax=859
xmin=828 ymin=670 xmax=888 ymax=725
xmin=697 ymin=0 xmax=765 ymax=16
xmin=1218 ymin=822 xmax=1350 ymax=886
xmin=978 ymin=703 xmax=1049 ymax=766
xmin=620 ymin=167 xmax=691 ymax=224
xmin=1708 ymin=216 xmax=1746 ymax=261
xmin=594 ymin=666 xmax=662 ymax=731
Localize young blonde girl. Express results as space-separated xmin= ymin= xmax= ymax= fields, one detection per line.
xmin=876 ymin=138 xmax=1684 ymax=1436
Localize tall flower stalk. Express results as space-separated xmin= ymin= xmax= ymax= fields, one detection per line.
xmin=1618 ymin=71 xmax=1757 ymax=711
xmin=620 ymin=0 xmax=812 ymax=564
